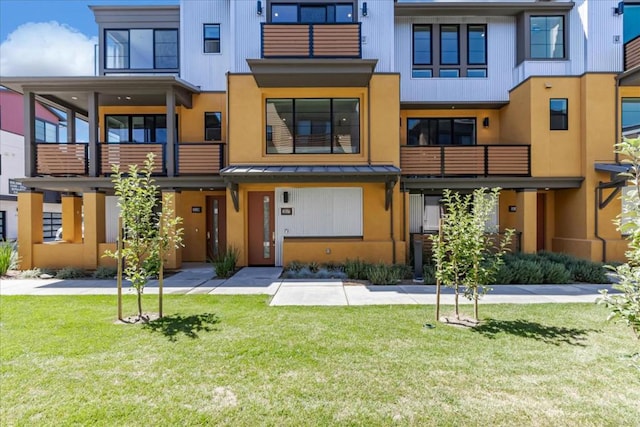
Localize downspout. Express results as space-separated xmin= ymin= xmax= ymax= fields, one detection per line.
xmin=367 ymin=83 xmax=371 ymax=164
xmin=226 ymin=71 xmax=230 ymax=168
xmin=390 ymin=186 xmax=396 ymax=264
xmin=615 ymin=75 xmax=620 ymax=163
xmin=594 ymin=185 xmax=607 ymax=262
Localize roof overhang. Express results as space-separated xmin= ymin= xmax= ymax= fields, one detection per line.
xmin=401 ymin=176 xmax=584 ymax=191
xmin=618 ymin=67 xmax=640 ymax=87
xmin=221 ymin=164 xmax=400 ymax=211
xmin=245 ymin=59 xmax=378 ymax=87
xmin=595 ymin=163 xmax=632 ymax=175
xmin=401 ymin=101 xmax=509 ymax=110
xmin=0 ymin=76 xmax=201 ymax=116
xmin=394 ymin=1 xmax=575 ymax=17
xmin=17 ymin=176 xmax=225 ymax=194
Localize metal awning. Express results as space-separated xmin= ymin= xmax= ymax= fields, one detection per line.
xmin=17 ymin=176 xmax=225 ymax=194
xmin=595 ymin=163 xmax=632 ymax=175
xmin=394 ymin=1 xmax=575 ymax=17
xmin=401 ymin=176 xmax=584 ymax=191
xmin=221 ymin=164 xmax=400 ymax=211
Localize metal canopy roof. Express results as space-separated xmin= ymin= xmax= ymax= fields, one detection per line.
xmin=401 ymin=176 xmax=584 ymax=191
xmin=220 ymin=164 xmax=400 ymax=182
xmin=595 ymin=163 xmax=632 ymax=175
xmin=245 ymin=59 xmax=378 ymax=87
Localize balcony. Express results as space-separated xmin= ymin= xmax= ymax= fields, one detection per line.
xmin=34 ymin=142 xmax=225 ymax=177
xmin=261 ymin=23 xmax=361 ymax=59
xmin=400 ymin=145 xmax=531 ymax=177
xmin=624 ymin=35 xmax=640 ymax=72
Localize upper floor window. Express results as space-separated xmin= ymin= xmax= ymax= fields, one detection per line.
xmin=407 ymin=118 xmax=476 ymax=145
xmin=270 ymin=3 xmax=354 ymax=23
xmin=530 ymin=16 xmax=565 ymax=59
xmin=35 ymin=119 xmax=58 ymax=142
xmin=205 ymin=112 xmax=222 ymax=141
xmin=204 ymin=24 xmax=220 ymax=53
xmin=622 ymin=98 xmax=640 ymax=138
xmin=412 ymin=24 xmax=486 ymax=78
xmin=106 ymin=114 xmax=178 ymax=143
xmin=550 ymin=99 xmax=568 ymax=130
xmin=105 ymin=29 xmax=178 ymax=70
xmin=266 ymin=98 xmax=360 ymax=154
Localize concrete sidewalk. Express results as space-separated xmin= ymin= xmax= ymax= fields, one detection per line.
xmin=0 ymin=263 xmax=619 ymax=305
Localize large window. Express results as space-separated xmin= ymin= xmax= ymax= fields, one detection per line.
xmin=407 ymin=118 xmax=476 ymax=145
xmin=105 ymin=29 xmax=178 ymax=70
xmin=412 ymin=24 xmax=486 ymax=78
xmin=204 ymin=112 xmax=222 ymax=141
xmin=35 ymin=119 xmax=58 ymax=142
xmin=550 ymin=99 xmax=568 ymax=130
xmin=266 ymin=98 xmax=360 ymax=154
xmin=203 ymin=24 xmax=220 ymax=53
xmin=43 ymin=212 xmax=62 ymax=240
xmin=530 ymin=16 xmax=564 ymax=59
xmin=106 ymin=115 xmax=177 ymax=143
xmin=622 ymin=98 xmax=640 ymax=138
xmin=270 ymin=3 xmax=354 ymax=23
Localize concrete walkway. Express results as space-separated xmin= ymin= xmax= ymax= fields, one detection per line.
xmin=0 ymin=263 xmax=619 ymax=305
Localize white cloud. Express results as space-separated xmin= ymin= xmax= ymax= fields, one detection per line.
xmin=0 ymin=21 xmax=97 ymax=76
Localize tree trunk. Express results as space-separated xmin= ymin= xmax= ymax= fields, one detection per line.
xmin=474 ymin=290 xmax=479 ymax=321
xmin=454 ymin=285 xmax=460 ymax=320
xmin=137 ymin=290 xmax=143 ymax=320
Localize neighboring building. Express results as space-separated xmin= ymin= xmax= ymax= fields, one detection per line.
xmin=1 ymin=0 xmax=639 ymax=270
xmin=0 ymin=88 xmax=63 ymax=241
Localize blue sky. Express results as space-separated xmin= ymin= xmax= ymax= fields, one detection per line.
xmin=0 ymin=0 xmax=178 ymax=41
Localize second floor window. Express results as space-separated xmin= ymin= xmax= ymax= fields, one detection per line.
xmin=35 ymin=119 xmax=58 ymax=142
xmin=204 ymin=112 xmax=222 ymax=141
xmin=530 ymin=16 xmax=564 ymax=59
xmin=106 ymin=114 xmax=178 ymax=143
xmin=407 ymin=118 xmax=476 ymax=145
xmin=204 ymin=24 xmax=220 ymax=53
xmin=105 ymin=29 xmax=178 ymax=70
xmin=266 ymin=98 xmax=360 ymax=154
xmin=550 ymin=99 xmax=568 ymax=130
xmin=412 ymin=24 xmax=486 ymax=78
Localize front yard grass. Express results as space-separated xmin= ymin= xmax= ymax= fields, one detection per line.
xmin=1 ymin=295 xmax=639 ymax=426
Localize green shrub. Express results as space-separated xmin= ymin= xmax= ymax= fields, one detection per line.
xmin=366 ymin=263 xmax=401 ymax=285
xmin=344 ymin=258 xmax=370 ymax=280
xmin=212 ymin=246 xmax=240 ymax=279
xmin=423 ymin=264 xmax=437 ymax=285
xmin=55 ymin=267 xmax=88 ymax=279
xmin=568 ymin=260 xmax=609 ymax=283
xmin=492 ymin=263 xmax=514 ymax=284
xmin=537 ymin=250 xmax=575 ymax=265
xmin=93 ymin=266 xmax=117 ymax=279
xmin=541 ymin=261 xmax=571 ymax=284
xmin=0 ymin=241 xmax=19 ymax=276
xmin=285 ymin=261 xmax=304 ymax=272
xmin=509 ymin=259 xmax=544 ymax=284
xmin=392 ymin=264 xmax=413 ymax=280
xmin=308 ymin=261 xmax=320 ymax=273
xmin=322 ymin=261 xmax=342 ymax=272
xmin=18 ymin=268 xmax=42 ymax=279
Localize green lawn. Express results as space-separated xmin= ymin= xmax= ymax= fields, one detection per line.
xmin=1 ymin=296 xmax=639 ymax=426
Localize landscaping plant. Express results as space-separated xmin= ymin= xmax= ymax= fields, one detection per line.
xmin=104 ymin=153 xmax=184 ymax=321
xmin=599 ymin=137 xmax=640 ymax=339
xmin=432 ymin=188 xmax=514 ymax=321
xmin=0 ymin=240 xmax=19 ymax=276
xmin=211 ymin=246 xmax=240 ymax=279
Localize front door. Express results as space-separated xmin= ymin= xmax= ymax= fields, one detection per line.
xmin=248 ymin=191 xmax=275 ymax=266
xmin=206 ymin=196 xmax=227 ymax=261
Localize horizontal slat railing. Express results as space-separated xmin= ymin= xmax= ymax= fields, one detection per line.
xmin=400 ymin=145 xmax=531 ymax=177
xmin=262 ymin=23 xmax=361 ymax=58
xmin=36 ymin=143 xmax=88 ymax=176
xmin=624 ymin=35 xmax=640 ymax=71
xmin=99 ymin=143 xmax=165 ymax=175
xmin=176 ymin=142 xmax=225 ymax=175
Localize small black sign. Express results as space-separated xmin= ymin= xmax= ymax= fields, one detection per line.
xmin=192 ymin=206 xmax=202 ymax=213
xmin=8 ymin=179 xmax=27 ymax=195
xmin=280 ymin=207 xmax=293 ymax=215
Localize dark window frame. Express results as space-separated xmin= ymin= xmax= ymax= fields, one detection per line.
xmin=104 ymin=28 xmax=179 ymax=71
xmin=0 ymin=210 xmax=5 ymax=241
xmin=105 ymin=114 xmax=179 ymax=143
xmin=203 ymin=23 xmax=221 ymax=54
xmin=204 ymin=112 xmax=222 ymax=141
xmin=406 ymin=117 xmax=477 ymax=146
xmin=550 ymin=98 xmax=568 ymax=131
xmin=440 ymin=24 xmax=460 ymax=66
xmin=467 ymin=24 xmax=487 ymax=65
xmin=43 ymin=212 xmax=62 ymax=240
xmin=35 ymin=118 xmax=59 ymax=143
xmin=265 ymin=97 xmax=361 ymax=155
xmin=518 ymin=12 xmax=569 ymax=63
xmin=412 ymin=24 xmax=487 ymax=79
xmin=268 ymin=2 xmax=356 ymax=23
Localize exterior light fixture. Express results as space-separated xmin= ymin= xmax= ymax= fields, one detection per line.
xmin=362 ymin=2 xmax=368 ymax=16
xmin=283 ymin=191 xmax=289 ymax=203
xmin=483 ymin=117 xmax=490 ymax=128
xmin=614 ymin=1 xmax=624 ymax=15
xmin=257 ymin=0 xmax=262 ymax=15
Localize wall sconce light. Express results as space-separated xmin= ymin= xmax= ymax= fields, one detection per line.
xmin=614 ymin=1 xmax=624 ymax=15
xmin=362 ymin=1 xmax=368 ymax=17
xmin=257 ymin=0 xmax=263 ymax=15
xmin=283 ymin=191 xmax=289 ymax=203
xmin=544 ymin=82 xmax=553 ymax=89
xmin=482 ymin=117 xmax=490 ymax=128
